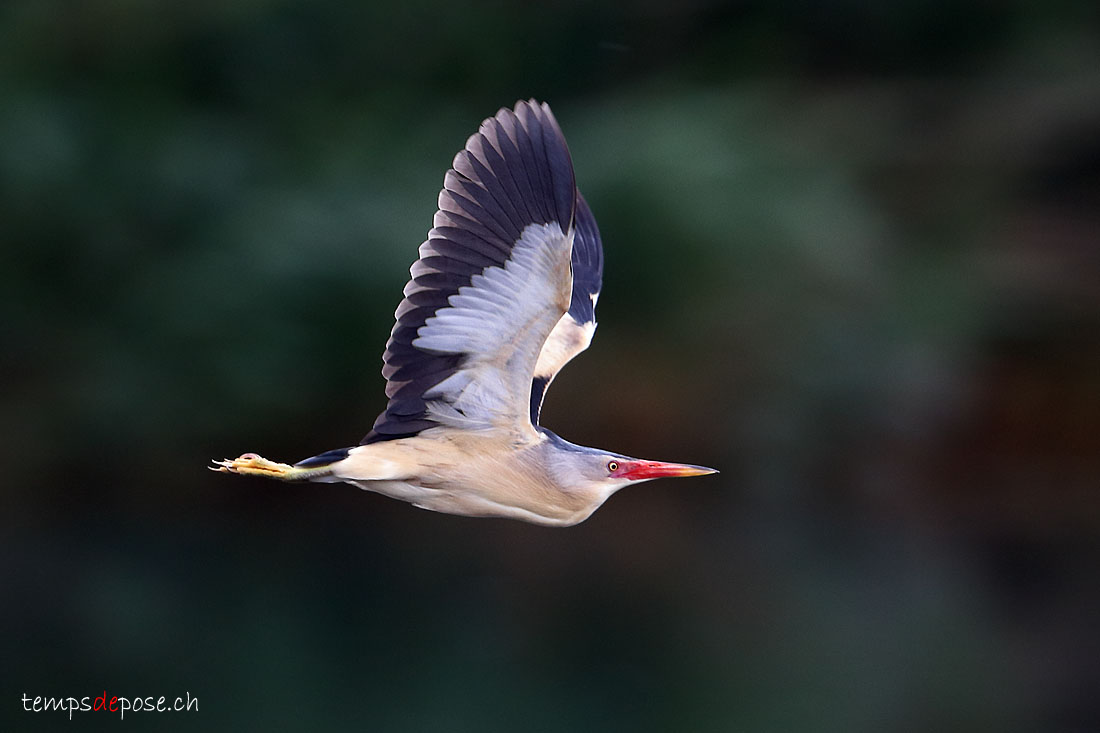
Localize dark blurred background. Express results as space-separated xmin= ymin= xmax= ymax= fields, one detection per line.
xmin=3 ymin=1 xmax=1098 ymax=730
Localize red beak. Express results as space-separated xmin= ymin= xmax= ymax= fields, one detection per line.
xmin=614 ymin=460 xmax=718 ymax=481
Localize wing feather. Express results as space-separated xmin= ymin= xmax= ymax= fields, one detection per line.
xmin=363 ymin=100 xmax=577 ymax=444
xmin=529 ymin=193 xmax=605 ymax=425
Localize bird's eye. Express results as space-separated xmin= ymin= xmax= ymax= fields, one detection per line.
xmin=607 ymin=461 xmax=619 ymax=472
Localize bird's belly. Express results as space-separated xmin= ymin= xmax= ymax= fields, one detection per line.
xmin=349 ymin=479 xmax=594 ymax=527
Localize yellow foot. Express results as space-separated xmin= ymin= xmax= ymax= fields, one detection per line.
xmin=210 ymin=453 xmax=298 ymax=480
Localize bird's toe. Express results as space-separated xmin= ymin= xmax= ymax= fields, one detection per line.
xmin=211 ymin=453 xmax=294 ymax=478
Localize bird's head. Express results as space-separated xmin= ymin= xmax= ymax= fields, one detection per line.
xmin=544 ymin=435 xmax=717 ymax=510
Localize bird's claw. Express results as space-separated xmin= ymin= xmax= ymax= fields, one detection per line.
xmin=209 ymin=453 xmax=296 ymax=479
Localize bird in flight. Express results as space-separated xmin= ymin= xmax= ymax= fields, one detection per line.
xmin=212 ymin=100 xmax=716 ymax=526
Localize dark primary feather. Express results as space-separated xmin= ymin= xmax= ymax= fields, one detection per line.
xmin=528 ymin=375 xmax=551 ymax=426
xmin=362 ymin=100 xmax=577 ymax=444
xmin=567 ymin=193 xmax=604 ymax=324
xmin=527 ymin=193 xmax=605 ymax=426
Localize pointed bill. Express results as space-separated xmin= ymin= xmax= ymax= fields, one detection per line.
xmin=614 ymin=460 xmax=719 ymax=481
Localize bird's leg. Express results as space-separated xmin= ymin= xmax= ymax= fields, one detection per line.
xmin=210 ymin=453 xmax=327 ymax=482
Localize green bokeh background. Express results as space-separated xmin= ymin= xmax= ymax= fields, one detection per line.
xmin=4 ymin=1 xmax=1098 ymax=730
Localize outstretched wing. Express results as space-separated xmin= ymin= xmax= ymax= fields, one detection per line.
xmin=362 ymin=100 xmax=577 ymax=444
xmin=529 ymin=193 xmax=604 ymax=425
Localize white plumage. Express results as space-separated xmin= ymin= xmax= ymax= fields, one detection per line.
xmin=414 ymin=222 xmax=571 ymax=431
